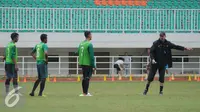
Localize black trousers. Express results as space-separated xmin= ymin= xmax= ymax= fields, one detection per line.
xmin=147 ymin=64 xmax=166 ymax=83
xmin=81 ymin=65 xmax=93 ymax=79
xmin=114 ymin=64 xmax=121 ymax=74
xmin=81 ymin=65 xmax=93 ymax=94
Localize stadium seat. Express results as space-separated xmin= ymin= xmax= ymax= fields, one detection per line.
xmin=0 ymin=0 xmax=199 ymax=8
xmin=0 ymin=0 xmax=199 ymax=32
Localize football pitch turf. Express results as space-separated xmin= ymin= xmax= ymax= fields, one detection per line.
xmin=0 ymin=81 xmax=200 ymax=112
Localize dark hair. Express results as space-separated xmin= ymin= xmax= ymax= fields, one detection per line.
xmin=40 ymin=34 xmax=47 ymax=42
xmin=160 ymin=32 xmax=166 ymax=37
xmin=11 ymin=33 xmax=19 ymax=40
xmin=84 ymin=31 xmax=91 ymax=38
xmin=118 ymin=57 xmax=124 ymax=61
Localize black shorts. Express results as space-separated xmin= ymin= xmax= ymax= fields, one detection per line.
xmin=114 ymin=64 xmax=121 ymax=73
xmin=147 ymin=64 xmax=166 ymax=83
xmin=81 ymin=65 xmax=93 ymax=79
xmin=5 ymin=64 xmax=18 ymax=79
xmin=37 ymin=64 xmax=48 ymax=79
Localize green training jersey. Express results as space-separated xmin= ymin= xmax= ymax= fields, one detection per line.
xmin=5 ymin=42 xmax=18 ymax=64
xmin=78 ymin=40 xmax=95 ymax=68
xmin=32 ymin=42 xmax=48 ymax=64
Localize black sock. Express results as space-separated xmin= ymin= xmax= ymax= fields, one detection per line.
xmin=160 ymin=86 xmax=163 ymax=92
xmin=82 ymin=79 xmax=85 ymax=94
xmin=13 ymin=78 xmax=18 ymax=93
xmin=5 ymin=85 xmax=10 ymax=95
xmin=39 ymin=79 xmax=46 ymax=95
xmin=84 ymin=78 xmax=90 ymax=94
xmin=5 ymin=78 xmax=11 ymax=94
xmin=145 ymin=83 xmax=150 ymax=91
xmin=31 ymin=79 xmax=41 ymax=94
xmin=13 ymin=85 xmax=18 ymax=93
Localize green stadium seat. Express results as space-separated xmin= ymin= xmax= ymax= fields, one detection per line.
xmin=69 ymin=0 xmax=74 ymax=5
xmin=0 ymin=0 xmax=200 ymax=33
xmin=82 ymin=0 xmax=87 ymax=5
xmin=48 ymin=0 xmax=54 ymax=5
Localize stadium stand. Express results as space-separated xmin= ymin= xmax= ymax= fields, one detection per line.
xmin=0 ymin=0 xmax=199 ymax=32
xmin=0 ymin=0 xmax=200 ymax=8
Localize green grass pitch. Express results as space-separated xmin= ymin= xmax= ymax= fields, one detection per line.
xmin=0 ymin=82 xmax=200 ymax=112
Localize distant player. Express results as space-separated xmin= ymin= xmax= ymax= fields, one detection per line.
xmin=114 ymin=57 xmax=124 ymax=80
xmin=123 ymin=52 xmax=131 ymax=76
xmin=78 ymin=31 xmax=95 ymax=96
xmin=30 ymin=34 xmax=48 ymax=97
xmin=4 ymin=33 xmax=19 ymax=95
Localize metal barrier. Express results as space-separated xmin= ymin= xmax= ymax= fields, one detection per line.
xmin=0 ymin=8 xmax=199 ymax=32
xmin=0 ymin=56 xmax=199 ymax=76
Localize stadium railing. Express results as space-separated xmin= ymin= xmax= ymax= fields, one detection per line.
xmin=0 ymin=8 xmax=199 ymax=33
xmin=0 ymin=56 xmax=199 ymax=76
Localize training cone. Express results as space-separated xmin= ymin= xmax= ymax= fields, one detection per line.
xmin=188 ymin=75 xmax=192 ymax=81
xmin=194 ymin=75 xmax=197 ymax=80
xmin=168 ymin=77 xmax=172 ymax=81
xmin=141 ymin=75 xmax=144 ymax=81
xmin=17 ymin=75 xmax=20 ymax=82
xmin=198 ymin=76 xmax=200 ymax=82
xmin=23 ymin=76 xmax=27 ymax=83
xmin=77 ymin=75 xmax=80 ymax=82
xmin=47 ymin=75 xmax=50 ymax=82
xmin=119 ymin=76 xmax=122 ymax=80
xmin=129 ymin=75 xmax=132 ymax=81
xmin=145 ymin=74 xmax=148 ymax=79
xmin=197 ymin=76 xmax=200 ymax=82
xmin=103 ymin=75 xmax=107 ymax=81
xmin=111 ymin=75 xmax=115 ymax=81
xmin=171 ymin=74 xmax=175 ymax=80
xmin=53 ymin=76 xmax=57 ymax=82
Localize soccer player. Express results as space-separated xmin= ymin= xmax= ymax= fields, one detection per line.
xmin=78 ymin=31 xmax=95 ymax=96
xmin=29 ymin=34 xmax=48 ymax=97
xmin=143 ymin=32 xmax=192 ymax=95
xmin=114 ymin=57 xmax=124 ymax=80
xmin=4 ymin=33 xmax=19 ymax=95
xmin=123 ymin=52 xmax=131 ymax=76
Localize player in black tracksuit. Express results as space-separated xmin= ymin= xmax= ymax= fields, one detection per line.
xmin=143 ymin=32 xmax=192 ymax=95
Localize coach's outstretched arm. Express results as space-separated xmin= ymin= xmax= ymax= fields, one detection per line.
xmin=168 ymin=41 xmax=193 ymax=51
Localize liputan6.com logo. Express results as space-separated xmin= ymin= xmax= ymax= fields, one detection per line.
xmin=5 ymin=86 xmax=23 ymax=108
